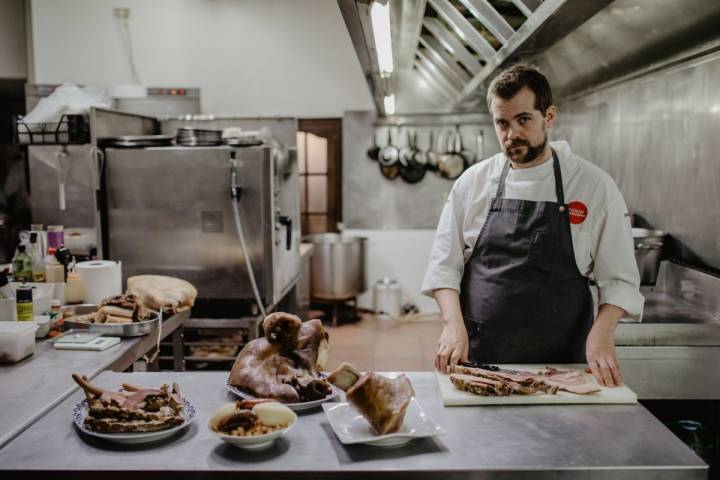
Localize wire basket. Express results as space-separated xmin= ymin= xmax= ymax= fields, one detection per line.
xmin=14 ymin=114 xmax=90 ymax=145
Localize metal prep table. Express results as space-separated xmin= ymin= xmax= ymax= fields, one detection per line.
xmin=613 ymin=262 xmax=720 ymax=400
xmin=0 ymin=310 xmax=187 ymax=449
xmin=0 ymin=371 xmax=706 ymax=479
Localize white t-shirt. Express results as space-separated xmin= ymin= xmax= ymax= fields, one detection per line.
xmin=421 ymin=140 xmax=644 ymax=321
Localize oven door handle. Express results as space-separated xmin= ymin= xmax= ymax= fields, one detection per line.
xmin=278 ymin=216 xmax=292 ymax=250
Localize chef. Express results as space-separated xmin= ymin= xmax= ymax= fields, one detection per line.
xmin=422 ymin=64 xmax=644 ymax=387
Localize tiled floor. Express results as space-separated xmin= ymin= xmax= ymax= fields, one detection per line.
xmin=324 ymin=313 xmax=443 ymax=372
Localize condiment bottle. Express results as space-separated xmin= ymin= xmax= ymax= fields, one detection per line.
xmin=16 ymin=284 xmax=33 ymax=321
xmin=12 ymin=245 xmax=33 ymax=282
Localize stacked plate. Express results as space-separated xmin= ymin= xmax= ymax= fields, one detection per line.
xmin=176 ymin=127 xmax=223 ymax=146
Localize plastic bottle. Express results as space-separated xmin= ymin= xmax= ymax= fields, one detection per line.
xmin=45 ymin=248 xmax=65 ymax=283
xmin=29 ymin=232 xmax=46 ymax=282
xmin=12 ymin=245 xmax=33 ymax=282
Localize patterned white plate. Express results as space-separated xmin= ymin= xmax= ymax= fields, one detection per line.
xmin=322 ymin=397 xmax=445 ymax=447
xmin=73 ymin=396 xmax=195 ymax=444
xmin=225 ymin=376 xmax=340 ymax=411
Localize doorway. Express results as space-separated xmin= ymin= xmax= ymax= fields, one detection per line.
xmin=296 ymin=119 xmax=342 ymax=235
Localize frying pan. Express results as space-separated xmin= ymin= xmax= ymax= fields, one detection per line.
xmin=426 ymin=131 xmax=440 ymax=172
xmin=437 ymin=129 xmax=466 ymax=180
xmin=399 ymin=126 xmax=417 ymax=167
xmin=367 ymin=129 xmax=380 ymax=161
xmin=412 ymin=131 xmax=428 ymax=166
xmin=457 ymin=125 xmax=473 ymax=163
xmin=379 ymin=127 xmax=399 ymax=167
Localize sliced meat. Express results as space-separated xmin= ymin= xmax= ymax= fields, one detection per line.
xmin=538 ymin=367 xmax=601 ymax=394
xmin=450 ymin=374 xmax=513 ymax=396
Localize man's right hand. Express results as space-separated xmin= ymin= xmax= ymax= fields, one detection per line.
xmin=435 ymin=320 xmax=469 ymax=374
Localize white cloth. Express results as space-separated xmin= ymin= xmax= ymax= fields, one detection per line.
xmin=421 ymin=140 xmax=644 ymax=321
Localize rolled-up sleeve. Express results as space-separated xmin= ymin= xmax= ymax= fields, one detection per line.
xmin=591 ymin=180 xmax=645 ymax=321
xmin=421 ymin=186 xmax=466 ymax=297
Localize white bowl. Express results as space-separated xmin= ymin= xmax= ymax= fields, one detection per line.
xmin=209 ymin=411 xmax=297 ymax=449
xmin=10 ymin=282 xmax=54 ymax=314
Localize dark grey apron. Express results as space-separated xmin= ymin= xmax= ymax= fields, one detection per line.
xmin=459 ymin=149 xmax=593 ymax=364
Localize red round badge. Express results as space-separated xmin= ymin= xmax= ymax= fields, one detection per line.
xmin=567 ymin=201 xmax=588 ymax=225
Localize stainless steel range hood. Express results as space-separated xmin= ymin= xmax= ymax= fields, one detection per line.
xmin=339 ymin=0 xmax=720 ymax=115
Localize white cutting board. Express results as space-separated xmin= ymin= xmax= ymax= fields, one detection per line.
xmin=437 ymin=364 xmax=637 ymax=406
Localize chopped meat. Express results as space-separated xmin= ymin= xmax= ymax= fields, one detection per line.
xmin=72 ymin=374 xmax=185 ymax=433
xmin=328 ymin=363 xmax=415 ymax=435
xmin=229 ymin=313 xmax=332 ymax=403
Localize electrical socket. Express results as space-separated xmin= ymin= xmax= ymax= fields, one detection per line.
xmin=113 ymin=7 xmax=130 ymax=19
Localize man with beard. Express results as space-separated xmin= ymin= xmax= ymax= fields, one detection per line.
xmin=422 ymin=64 xmax=643 ymax=387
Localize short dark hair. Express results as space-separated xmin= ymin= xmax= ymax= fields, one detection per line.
xmin=486 ymin=64 xmax=553 ymax=114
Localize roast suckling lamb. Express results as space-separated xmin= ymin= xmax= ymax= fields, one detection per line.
xmin=72 ymin=373 xmax=185 ymax=433
xmin=229 ymin=312 xmax=332 ymax=403
xmin=328 ymin=362 xmax=415 ymax=435
xmin=449 ymin=364 xmax=600 ymax=396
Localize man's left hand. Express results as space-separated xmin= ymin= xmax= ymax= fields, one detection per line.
xmin=586 ymin=323 xmax=622 ymax=387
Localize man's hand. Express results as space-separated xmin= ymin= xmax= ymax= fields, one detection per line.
xmin=435 ymin=320 xmax=468 ymax=373
xmin=586 ymin=304 xmax=624 ymax=387
xmin=432 ymin=288 xmax=468 ymax=373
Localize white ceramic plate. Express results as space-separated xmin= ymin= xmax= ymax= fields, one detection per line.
xmin=225 ymin=377 xmax=340 ymax=411
xmin=322 ymin=397 xmax=445 ymax=447
xmin=209 ymin=412 xmax=297 ymax=449
xmin=73 ymin=397 xmax=195 ymax=444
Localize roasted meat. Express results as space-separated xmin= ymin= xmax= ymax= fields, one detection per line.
xmin=328 ymin=362 xmax=415 ymax=435
xmin=449 ymin=364 xmax=600 ymax=396
xmin=229 ymin=312 xmax=331 ymax=403
xmin=72 ymin=373 xmax=185 ymax=433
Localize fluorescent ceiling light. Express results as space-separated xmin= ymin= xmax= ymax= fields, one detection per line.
xmin=384 ymin=94 xmax=396 ymax=115
xmin=370 ymin=1 xmax=393 ymax=76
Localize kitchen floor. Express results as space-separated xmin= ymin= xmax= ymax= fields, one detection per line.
xmin=324 ymin=313 xmax=442 ymax=372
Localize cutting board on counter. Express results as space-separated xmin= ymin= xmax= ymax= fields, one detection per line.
xmin=437 ymin=364 xmax=637 ymax=406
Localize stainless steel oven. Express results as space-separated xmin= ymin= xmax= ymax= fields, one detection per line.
xmin=102 ymin=145 xmax=300 ymax=307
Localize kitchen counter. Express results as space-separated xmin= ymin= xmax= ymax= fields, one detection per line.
xmin=0 ymin=310 xmax=187 ymax=449
xmin=0 ymin=371 xmax=706 ymax=479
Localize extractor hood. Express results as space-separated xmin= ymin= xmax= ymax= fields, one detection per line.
xmin=339 ymin=0 xmax=720 ymax=116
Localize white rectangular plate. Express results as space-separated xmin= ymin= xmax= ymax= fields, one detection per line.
xmin=322 ymin=397 xmax=445 ymax=446
xmin=437 ymin=364 xmax=637 ymax=406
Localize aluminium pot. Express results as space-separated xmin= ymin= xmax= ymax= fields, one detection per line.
xmin=304 ymin=234 xmax=367 ymax=300
xmin=632 ymin=228 xmax=666 ymax=285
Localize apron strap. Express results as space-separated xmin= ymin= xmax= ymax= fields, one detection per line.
xmin=551 ymin=149 xmax=565 ymax=206
xmin=495 ymin=159 xmax=512 ymax=199
xmin=496 ymin=148 xmax=566 ymax=205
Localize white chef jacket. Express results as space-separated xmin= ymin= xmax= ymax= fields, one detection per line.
xmin=421 ymin=140 xmax=644 ymax=321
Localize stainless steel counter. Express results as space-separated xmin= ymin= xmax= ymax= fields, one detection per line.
xmin=0 ymin=371 xmax=706 ymax=479
xmin=0 ymin=311 xmax=187 ymax=449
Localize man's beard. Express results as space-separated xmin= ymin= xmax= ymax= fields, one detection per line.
xmin=504 ymin=134 xmax=548 ymax=165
